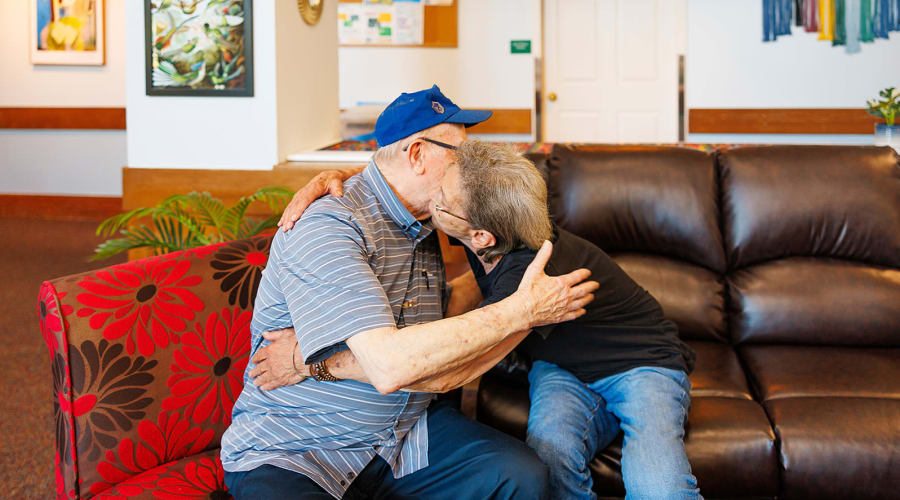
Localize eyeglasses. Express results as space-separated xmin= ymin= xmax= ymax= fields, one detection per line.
xmin=402 ymin=137 xmax=458 ymax=152
xmin=433 ymin=202 xmax=469 ymax=223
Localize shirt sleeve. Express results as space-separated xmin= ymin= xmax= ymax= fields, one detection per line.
xmin=480 ymin=256 xmax=555 ymax=339
xmin=274 ymin=211 xmax=397 ymax=363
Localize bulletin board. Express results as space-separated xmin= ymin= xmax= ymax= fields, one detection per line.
xmin=337 ymin=0 xmax=457 ymax=48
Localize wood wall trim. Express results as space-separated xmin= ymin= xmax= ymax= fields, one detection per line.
xmin=123 ymin=166 xmax=339 ymax=213
xmin=467 ymin=108 xmax=532 ymax=135
xmin=0 ymin=107 xmax=126 ymax=130
xmin=0 ymin=194 xmax=122 ymax=220
xmin=688 ymin=108 xmax=878 ymax=134
xmin=338 ymin=107 xmax=533 ymax=135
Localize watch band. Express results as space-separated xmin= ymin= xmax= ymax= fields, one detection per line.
xmin=311 ymin=360 xmax=339 ymax=382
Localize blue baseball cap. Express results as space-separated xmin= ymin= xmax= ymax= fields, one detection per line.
xmin=373 ymin=85 xmax=493 ymax=147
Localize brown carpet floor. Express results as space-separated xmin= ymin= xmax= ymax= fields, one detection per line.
xmin=0 ymin=217 xmax=125 ymax=499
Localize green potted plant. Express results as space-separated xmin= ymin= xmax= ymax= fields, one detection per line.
xmin=866 ymin=87 xmax=900 ymax=153
xmin=92 ymin=186 xmax=292 ymax=260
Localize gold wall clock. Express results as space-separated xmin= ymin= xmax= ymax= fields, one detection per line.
xmin=298 ymin=0 xmax=324 ymax=26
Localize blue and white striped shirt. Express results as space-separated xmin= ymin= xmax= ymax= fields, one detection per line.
xmin=221 ymin=162 xmax=447 ymax=498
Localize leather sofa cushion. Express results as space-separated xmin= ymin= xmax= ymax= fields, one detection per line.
xmin=476 ymin=345 xmax=776 ymax=498
xmin=589 ymin=397 xmax=778 ymax=499
xmin=476 ymin=372 xmax=529 ymax=441
xmin=741 ymin=345 xmax=900 ymax=401
xmin=719 ymin=145 xmax=900 ymax=270
xmin=686 ymin=341 xmax=753 ymax=400
xmin=765 ymin=398 xmax=900 ymax=500
xmin=614 ymin=254 xmax=727 ymax=342
xmin=476 ymin=340 xmax=757 ymax=440
xmin=548 ymin=145 xmax=725 ymax=272
xmin=729 ymin=258 xmax=900 ymax=346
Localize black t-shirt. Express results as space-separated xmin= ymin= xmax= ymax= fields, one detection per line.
xmin=465 ymin=226 xmax=696 ymax=383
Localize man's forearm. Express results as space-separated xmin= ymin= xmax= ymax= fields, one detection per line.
xmin=347 ymin=297 xmax=532 ymax=394
xmin=401 ymin=330 xmax=529 ymax=392
xmin=323 ymin=330 xmax=529 ymax=393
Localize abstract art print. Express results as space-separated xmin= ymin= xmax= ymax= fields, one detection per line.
xmin=30 ymin=0 xmax=105 ymax=65
xmin=145 ymin=0 xmax=253 ymax=97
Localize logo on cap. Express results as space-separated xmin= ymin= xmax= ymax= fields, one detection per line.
xmin=432 ymin=101 xmax=445 ymax=114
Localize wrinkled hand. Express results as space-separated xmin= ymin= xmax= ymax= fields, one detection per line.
xmin=515 ymin=241 xmax=599 ymax=327
xmin=278 ymin=170 xmax=348 ymax=231
xmin=249 ymin=328 xmax=308 ymax=390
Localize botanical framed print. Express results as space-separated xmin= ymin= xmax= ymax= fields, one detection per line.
xmin=145 ymin=0 xmax=253 ymax=97
xmin=30 ymin=0 xmax=106 ymax=66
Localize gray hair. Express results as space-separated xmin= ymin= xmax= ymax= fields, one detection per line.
xmin=372 ymin=131 xmax=425 ymax=165
xmin=455 ymin=140 xmax=553 ymax=262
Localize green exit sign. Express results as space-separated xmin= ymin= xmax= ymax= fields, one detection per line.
xmin=510 ymin=40 xmax=531 ymax=54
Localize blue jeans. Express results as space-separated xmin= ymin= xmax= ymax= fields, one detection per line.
xmin=225 ymin=400 xmax=549 ymax=499
xmin=526 ymin=362 xmax=701 ymax=500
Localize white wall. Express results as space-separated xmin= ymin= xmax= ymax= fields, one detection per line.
xmin=125 ymin=2 xmax=279 ymax=170
xmin=125 ymin=1 xmax=340 ymax=168
xmin=275 ymin=0 xmax=341 ymax=159
xmin=0 ymin=0 xmax=127 ymax=196
xmin=338 ymin=0 xmax=540 ymax=113
xmin=686 ymin=0 xmax=900 ymax=144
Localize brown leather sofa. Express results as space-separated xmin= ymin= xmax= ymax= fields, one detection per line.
xmin=476 ymin=144 xmax=900 ymax=499
xmin=40 ymin=145 xmax=898 ymax=499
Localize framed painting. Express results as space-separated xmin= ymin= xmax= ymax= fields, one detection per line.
xmin=30 ymin=0 xmax=106 ymax=65
xmin=145 ymin=0 xmax=254 ymax=97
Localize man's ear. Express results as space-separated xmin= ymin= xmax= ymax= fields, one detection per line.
xmin=471 ymin=229 xmax=497 ymax=251
xmin=407 ymin=141 xmax=426 ymax=175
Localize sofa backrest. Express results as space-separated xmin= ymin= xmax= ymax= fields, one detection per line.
xmin=719 ymin=146 xmax=900 ymax=346
xmin=545 ymin=144 xmax=729 ymax=343
xmin=540 ymin=144 xmax=900 ymax=347
xmin=39 ymin=236 xmax=271 ymax=498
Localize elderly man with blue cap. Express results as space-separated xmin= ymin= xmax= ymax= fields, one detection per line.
xmin=220 ymin=86 xmax=598 ymax=499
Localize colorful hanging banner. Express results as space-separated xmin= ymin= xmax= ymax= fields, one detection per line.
xmin=763 ymin=0 xmax=898 ymax=53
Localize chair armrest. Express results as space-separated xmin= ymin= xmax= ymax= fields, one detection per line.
xmin=460 ymin=376 xmax=482 ymax=420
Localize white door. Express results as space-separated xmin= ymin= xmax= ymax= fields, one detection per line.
xmin=543 ymin=0 xmax=685 ymax=143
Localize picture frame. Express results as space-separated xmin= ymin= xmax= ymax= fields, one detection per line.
xmin=145 ymin=0 xmax=254 ymax=97
xmin=30 ymin=0 xmax=106 ymax=66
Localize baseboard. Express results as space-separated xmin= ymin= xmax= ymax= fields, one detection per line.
xmin=0 ymin=194 xmax=122 ymax=221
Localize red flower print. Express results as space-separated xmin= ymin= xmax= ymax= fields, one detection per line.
xmin=162 ymin=307 xmax=251 ymax=425
xmin=75 ymin=257 xmax=204 ymax=356
xmin=210 ymin=237 xmax=272 ymax=309
xmin=39 ymin=283 xmax=73 ymax=358
xmin=154 ymin=456 xmax=230 ymax=500
xmin=91 ymin=411 xmax=214 ymax=496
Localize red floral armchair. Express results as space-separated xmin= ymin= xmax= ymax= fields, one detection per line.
xmin=39 ymin=236 xmax=272 ymax=499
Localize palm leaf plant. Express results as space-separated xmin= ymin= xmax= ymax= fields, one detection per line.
xmin=92 ymin=186 xmax=293 ymax=261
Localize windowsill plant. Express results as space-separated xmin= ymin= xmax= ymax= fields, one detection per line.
xmin=867 ymin=87 xmax=900 ymax=152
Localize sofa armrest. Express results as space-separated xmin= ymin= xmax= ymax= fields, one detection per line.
xmin=39 ymin=236 xmax=272 ymax=498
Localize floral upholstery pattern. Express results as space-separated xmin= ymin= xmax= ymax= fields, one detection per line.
xmin=40 ymin=237 xmax=271 ymax=499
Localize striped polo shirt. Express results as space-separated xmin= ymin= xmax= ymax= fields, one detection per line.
xmin=221 ymin=162 xmax=447 ymax=498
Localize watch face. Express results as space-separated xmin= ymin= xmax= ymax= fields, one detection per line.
xmin=298 ymin=0 xmax=324 ymax=26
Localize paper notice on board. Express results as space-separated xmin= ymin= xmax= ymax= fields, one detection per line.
xmin=363 ymin=5 xmax=394 ymax=44
xmin=338 ymin=4 xmax=367 ymax=44
xmin=393 ymin=1 xmax=424 ymax=45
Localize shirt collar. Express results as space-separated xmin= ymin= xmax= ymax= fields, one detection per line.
xmin=363 ymin=161 xmax=425 ymax=239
